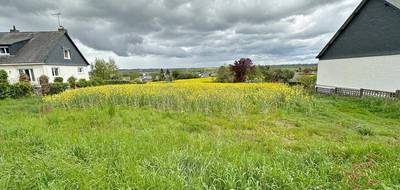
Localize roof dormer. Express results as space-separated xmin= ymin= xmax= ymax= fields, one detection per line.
xmin=0 ymin=46 xmax=10 ymax=56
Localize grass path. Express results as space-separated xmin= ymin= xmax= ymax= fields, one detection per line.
xmin=0 ymin=96 xmax=399 ymax=189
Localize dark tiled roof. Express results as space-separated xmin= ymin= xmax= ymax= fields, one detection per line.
xmin=0 ymin=31 xmax=65 ymax=64
xmin=387 ymin=0 xmax=400 ymax=9
xmin=0 ymin=32 xmax=33 ymax=45
xmin=317 ymin=0 xmax=400 ymax=59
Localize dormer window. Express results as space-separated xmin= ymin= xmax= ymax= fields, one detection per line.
xmin=64 ymin=49 xmax=71 ymax=60
xmin=0 ymin=47 xmax=10 ymax=55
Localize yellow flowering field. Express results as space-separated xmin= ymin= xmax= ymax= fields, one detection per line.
xmin=44 ymin=78 xmax=313 ymax=113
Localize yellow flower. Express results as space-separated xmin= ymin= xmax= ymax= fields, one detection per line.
xmin=44 ymin=78 xmax=313 ymax=113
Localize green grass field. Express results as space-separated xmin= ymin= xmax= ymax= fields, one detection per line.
xmin=1 ymin=95 xmax=400 ymax=189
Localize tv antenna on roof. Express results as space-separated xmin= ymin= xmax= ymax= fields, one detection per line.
xmin=52 ymin=12 xmax=62 ymax=27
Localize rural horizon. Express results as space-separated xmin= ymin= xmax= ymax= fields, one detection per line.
xmin=117 ymin=63 xmax=318 ymax=71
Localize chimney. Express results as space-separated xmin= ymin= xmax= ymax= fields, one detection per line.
xmin=58 ymin=26 xmax=68 ymax=33
xmin=10 ymin=25 xmax=19 ymax=32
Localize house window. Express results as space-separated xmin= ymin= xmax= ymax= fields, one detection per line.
xmin=18 ymin=69 xmax=35 ymax=82
xmin=52 ymin=68 xmax=60 ymax=77
xmin=64 ymin=49 xmax=71 ymax=59
xmin=0 ymin=47 xmax=10 ymax=55
xmin=78 ymin=67 xmax=84 ymax=73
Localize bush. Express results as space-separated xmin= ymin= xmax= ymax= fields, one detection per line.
xmin=171 ymin=70 xmax=200 ymax=80
xmin=356 ymin=125 xmax=375 ymax=136
xmin=230 ymin=58 xmax=255 ymax=83
xmin=0 ymin=70 xmax=9 ymax=99
xmin=67 ymin=76 xmax=77 ymax=89
xmin=159 ymin=69 xmax=166 ymax=81
xmin=49 ymin=83 xmax=69 ymax=95
xmin=88 ymin=78 xmax=105 ymax=87
xmin=129 ymin=72 xmax=141 ymax=80
xmin=54 ymin=77 xmax=64 ymax=83
xmin=103 ymin=80 xmax=132 ymax=85
xmin=299 ymin=75 xmax=317 ymax=89
xmin=172 ymin=70 xmax=181 ymax=79
xmin=150 ymin=73 xmax=161 ymax=82
xmin=264 ymin=69 xmax=295 ymax=83
xmin=39 ymin=75 xmax=49 ymax=85
xmin=9 ymin=82 xmax=33 ymax=99
xmin=19 ymin=73 xmax=30 ymax=83
xmin=0 ymin=83 xmax=10 ymax=99
xmin=175 ymin=72 xmax=200 ymax=80
xmin=247 ymin=66 xmax=264 ymax=83
xmin=76 ymin=79 xmax=89 ymax=88
xmin=0 ymin=70 xmax=8 ymax=83
xmin=215 ymin=66 xmax=234 ymax=83
xmin=39 ymin=75 xmax=50 ymax=96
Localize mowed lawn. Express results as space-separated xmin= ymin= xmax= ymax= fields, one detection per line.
xmin=0 ymin=88 xmax=400 ymax=189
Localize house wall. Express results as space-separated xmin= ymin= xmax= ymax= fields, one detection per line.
xmin=0 ymin=64 xmax=45 ymax=84
xmin=0 ymin=64 xmax=90 ymax=85
xmin=317 ymin=54 xmax=400 ymax=92
xmin=319 ymin=0 xmax=400 ymax=60
xmin=43 ymin=65 xmax=90 ymax=83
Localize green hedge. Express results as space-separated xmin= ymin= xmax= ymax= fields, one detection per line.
xmin=54 ymin=77 xmax=64 ymax=83
xmin=9 ymin=82 xmax=33 ymax=99
xmin=0 ymin=78 xmax=138 ymax=98
xmin=67 ymin=77 xmax=77 ymax=89
xmin=75 ymin=79 xmax=133 ymax=88
xmin=0 ymin=70 xmax=8 ymax=83
xmin=76 ymin=79 xmax=89 ymax=88
xmin=299 ymin=75 xmax=317 ymax=89
xmin=88 ymin=79 xmax=105 ymax=87
xmin=50 ymin=83 xmax=69 ymax=95
xmin=103 ymin=80 xmax=133 ymax=85
xmin=0 ymin=83 xmax=10 ymax=99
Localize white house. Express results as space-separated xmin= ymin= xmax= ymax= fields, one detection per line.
xmin=316 ymin=0 xmax=400 ymax=92
xmin=0 ymin=26 xmax=90 ymax=85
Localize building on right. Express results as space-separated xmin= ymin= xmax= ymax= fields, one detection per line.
xmin=316 ymin=0 xmax=400 ymax=93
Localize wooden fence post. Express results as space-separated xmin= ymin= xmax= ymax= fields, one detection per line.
xmin=396 ymin=90 xmax=400 ymax=98
xmin=360 ymin=88 xmax=364 ymax=97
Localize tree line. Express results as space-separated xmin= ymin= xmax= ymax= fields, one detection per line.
xmin=216 ymin=58 xmax=295 ymax=83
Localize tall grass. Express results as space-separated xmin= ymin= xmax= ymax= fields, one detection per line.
xmin=1 ymin=97 xmax=400 ymax=189
xmin=44 ymin=79 xmax=313 ymax=114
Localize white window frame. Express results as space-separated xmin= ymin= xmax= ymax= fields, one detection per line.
xmin=18 ymin=69 xmax=35 ymax=82
xmin=0 ymin=47 xmax=10 ymax=56
xmin=64 ymin=49 xmax=71 ymax=60
xmin=52 ymin=67 xmax=60 ymax=77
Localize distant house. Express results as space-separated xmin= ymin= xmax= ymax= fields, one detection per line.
xmin=121 ymin=76 xmax=131 ymax=81
xmin=0 ymin=26 xmax=90 ymax=85
xmin=316 ymin=0 xmax=400 ymax=92
xmin=140 ymin=73 xmax=153 ymax=82
xmin=199 ymin=72 xmax=211 ymax=78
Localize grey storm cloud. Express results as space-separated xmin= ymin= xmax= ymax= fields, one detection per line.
xmin=0 ymin=0 xmax=361 ymax=68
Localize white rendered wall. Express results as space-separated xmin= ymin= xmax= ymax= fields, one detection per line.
xmin=43 ymin=65 xmax=90 ymax=83
xmin=0 ymin=64 xmax=90 ymax=85
xmin=0 ymin=64 xmax=45 ymax=85
xmin=317 ymin=54 xmax=400 ymax=92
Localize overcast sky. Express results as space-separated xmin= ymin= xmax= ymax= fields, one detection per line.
xmin=0 ymin=0 xmax=361 ymax=69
